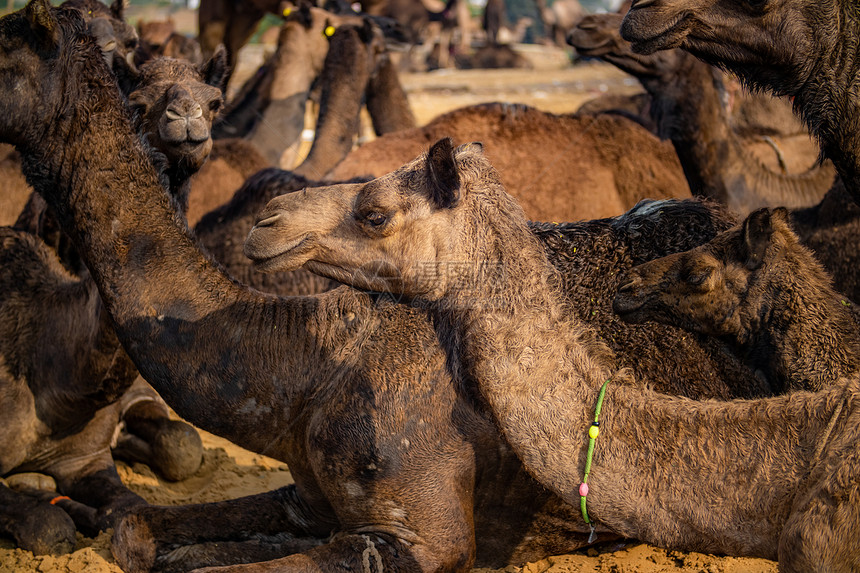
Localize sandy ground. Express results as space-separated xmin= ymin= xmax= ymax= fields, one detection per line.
xmin=0 ymin=21 xmax=780 ymax=573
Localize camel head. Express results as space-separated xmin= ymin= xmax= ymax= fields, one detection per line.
xmin=127 ymin=49 xmax=228 ymax=173
xmin=62 ymin=0 xmax=138 ymax=73
xmin=612 ymin=207 xmax=794 ymax=342
xmin=0 ymin=0 xmax=110 ymax=148
xmin=619 ymin=0 xmax=837 ymax=97
xmin=245 ymin=138 xmax=512 ymax=300
xmin=568 ymin=13 xmax=684 ymax=81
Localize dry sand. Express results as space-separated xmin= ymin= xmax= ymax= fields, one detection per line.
xmin=0 ymin=427 xmax=778 ymax=573
xmin=0 ymin=32 xmax=779 ymax=573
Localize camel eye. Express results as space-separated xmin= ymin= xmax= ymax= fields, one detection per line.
xmin=685 ymin=268 xmax=712 ymax=287
xmin=365 ymin=211 xmax=387 ymax=227
xmin=209 ymin=99 xmax=222 ymax=112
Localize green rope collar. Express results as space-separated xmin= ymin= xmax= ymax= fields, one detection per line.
xmin=579 ymin=379 xmax=609 ymax=543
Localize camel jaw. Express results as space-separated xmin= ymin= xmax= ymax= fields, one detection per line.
xmin=621 ymin=8 xmax=693 ymax=55
xmin=244 ymin=230 xmax=314 ymax=273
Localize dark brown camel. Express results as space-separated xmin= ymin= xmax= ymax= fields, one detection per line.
xmin=326 ymin=102 xmax=691 ymax=221
xmin=614 ymin=206 xmax=860 ymax=393
xmin=568 ymin=13 xmax=835 ymax=215
xmin=0 ymin=49 xmax=235 ymax=553
xmin=620 ymin=0 xmax=860 ymax=208
xmin=0 ymin=5 xmax=784 ymax=570
xmin=247 ymin=137 xmax=860 ymax=572
xmin=0 ymin=227 xmax=147 ymax=553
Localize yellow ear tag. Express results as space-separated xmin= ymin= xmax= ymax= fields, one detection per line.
xmin=282 ymin=7 xmax=291 ymax=17
xmin=324 ymin=25 xmax=336 ymax=37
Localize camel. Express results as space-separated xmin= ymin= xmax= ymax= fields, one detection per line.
xmin=246 ymin=137 xmax=860 ymax=572
xmin=62 ymin=0 xmax=138 ymax=73
xmin=0 ymin=227 xmax=150 ymax=553
xmin=212 ymin=3 xmax=413 ymax=169
xmin=568 ymin=13 xmax=835 ymax=215
xmin=613 ymin=206 xmax=860 ymax=393
xmin=0 ymin=47 xmax=236 ymax=553
xmin=136 ymin=19 xmax=204 ymax=66
xmin=0 ymin=4 xmax=788 ymax=570
xmin=620 ymin=0 xmax=860 ymax=209
xmin=292 ymin=21 xmax=394 ymax=179
xmin=326 ymin=102 xmax=692 ymax=222
xmin=535 ymin=0 xmax=585 ymax=46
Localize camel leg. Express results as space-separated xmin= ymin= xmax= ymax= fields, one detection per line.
xmin=116 ymin=378 xmax=204 ymax=482
xmin=778 ymin=430 xmax=860 ymax=573
xmin=112 ymin=485 xmax=337 ymax=573
xmin=0 ymin=482 xmax=76 ymax=555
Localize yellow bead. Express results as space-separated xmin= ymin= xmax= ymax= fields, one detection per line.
xmin=283 ymin=7 xmax=291 ymax=16
xmin=588 ymin=425 xmax=600 ymax=440
xmin=324 ymin=25 xmax=336 ymax=37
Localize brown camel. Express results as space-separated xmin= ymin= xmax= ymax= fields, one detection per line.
xmin=620 ymin=0 xmax=860 ymax=208
xmin=568 ymin=13 xmax=835 ymax=215
xmin=136 ymin=19 xmax=203 ymax=66
xmin=326 ymin=102 xmax=692 ymax=222
xmin=614 ymin=206 xmax=860 ymax=393
xmin=0 ymin=5 xmax=785 ymax=570
xmin=247 ymin=137 xmax=860 ymax=572
xmin=213 ymin=3 xmax=413 ymax=169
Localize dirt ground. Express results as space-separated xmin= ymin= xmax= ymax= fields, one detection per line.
xmin=0 ymin=29 xmax=779 ymax=573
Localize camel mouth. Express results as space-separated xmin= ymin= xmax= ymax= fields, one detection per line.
xmin=611 ymin=294 xmax=647 ymax=320
xmin=568 ymin=33 xmax=614 ymax=56
xmin=245 ymin=234 xmax=314 ymax=273
xmin=621 ymin=9 xmax=693 ymax=55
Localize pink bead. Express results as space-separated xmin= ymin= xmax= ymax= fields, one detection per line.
xmin=579 ymin=483 xmax=589 ymax=497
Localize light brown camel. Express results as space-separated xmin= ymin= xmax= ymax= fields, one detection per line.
xmin=246 ymin=137 xmax=860 ymax=572
xmin=614 ymin=206 xmax=860 ymax=393
xmin=568 ymin=13 xmax=835 ymax=215
xmin=213 ymin=3 xmax=413 ymax=169
xmin=0 ymin=5 xmax=781 ymax=570
xmin=326 ymin=102 xmax=692 ymax=222
xmin=620 ymin=0 xmax=860 ymax=208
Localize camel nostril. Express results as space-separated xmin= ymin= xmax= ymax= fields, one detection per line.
xmin=190 ymin=106 xmax=203 ymax=120
xmin=165 ymin=109 xmax=184 ymax=122
xmin=255 ymin=214 xmax=281 ymax=228
xmin=616 ymin=276 xmax=639 ymax=292
xmin=101 ymin=40 xmax=117 ymax=53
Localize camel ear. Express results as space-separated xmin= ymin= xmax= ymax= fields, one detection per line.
xmin=741 ymin=207 xmax=775 ymax=270
xmin=200 ymin=45 xmax=230 ymax=92
xmin=426 ymin=137 xmax=460 ymax=209
xmin=357 ymin=18 xmax=375 ymax=44
xmin=109 ymin=0 xmax=127 ymax=20
xmin=25 ymin=0 xmax=59 ymax=49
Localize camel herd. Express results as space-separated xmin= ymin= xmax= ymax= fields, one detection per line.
xmin=0 ymin=0 xmax=859 ymax=572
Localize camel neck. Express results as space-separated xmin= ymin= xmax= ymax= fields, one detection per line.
xmin=16 ymin=50 xmax=332 ymax=455
xmin=429 ymin=191 xmax=856 ymax=557
xmin=645 ymin=56 xmax=831 ymax=213
xmin=794 ymin=12 xmax=860 ymax=204
xmin=743 ymin=254 xmax=860 ymax=391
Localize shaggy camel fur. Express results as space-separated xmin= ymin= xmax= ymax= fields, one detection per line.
xmin=0 ymin=5 xmax=781 ymax=570
xmin=620 ymin=0 xmax=860 ymax=208
xmin=568 ymin=13 xmax=835 ymax=215
xmin=247 ymin=138 xmax=860 ymax=572
xmin=614 ymin=206 xmax=860 ymax=393
xmin=326 ymin=102 xmax=692 ymax=222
